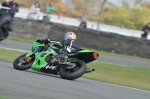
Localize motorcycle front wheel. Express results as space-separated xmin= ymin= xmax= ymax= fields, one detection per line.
xmin=13 ymin=54 xmax=34 ymax=70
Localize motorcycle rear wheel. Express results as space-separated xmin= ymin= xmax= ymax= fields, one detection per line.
xmin=59 ymin=60 xmax=86 ymax=80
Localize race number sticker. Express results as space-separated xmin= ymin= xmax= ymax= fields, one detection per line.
xmin=93 ymin=53 xmax=98 ymax=59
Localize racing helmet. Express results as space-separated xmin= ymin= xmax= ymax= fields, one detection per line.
xmin=64 ymin=32 xmax=76 ymax=40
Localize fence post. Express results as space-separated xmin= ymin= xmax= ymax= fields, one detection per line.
xmin=97 ymin=0 xmax=107 ymax=31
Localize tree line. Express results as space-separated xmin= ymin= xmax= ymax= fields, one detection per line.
xmin=17 ymin=0 xmax=150 ymax=30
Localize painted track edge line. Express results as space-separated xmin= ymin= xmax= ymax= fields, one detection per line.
xmin=94 ymin=61 xmax=128 ymax=66
xmin=0 ymin=46 xmax=29 ymax=52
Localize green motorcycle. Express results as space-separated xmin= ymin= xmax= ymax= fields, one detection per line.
xmin=13 ymin=41 xmax=99 ymax=80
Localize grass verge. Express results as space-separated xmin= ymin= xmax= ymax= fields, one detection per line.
xmin=84 ymin=62 xmax=150 ymax=91
xmin=7 ymin=35 xmax=150 ymax=62
xmin=0 ymin=48 xmax=150 ymax=91
xmin=0 ymin=97 xmax=9 ymax=99
xmin=0 ymin=48 xmax=26 ymax=63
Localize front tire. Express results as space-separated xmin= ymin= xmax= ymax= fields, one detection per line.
xmin=13 ymin=54 xmax=34 ymax=70
xmin=59 ymin=60 xmax=86 ymax=80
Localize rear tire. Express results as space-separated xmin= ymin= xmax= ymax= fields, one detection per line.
xmin=13 ymin=54 xmax=34 ymax=70
xmin=59 ymin=60 xmax=86 ymax=80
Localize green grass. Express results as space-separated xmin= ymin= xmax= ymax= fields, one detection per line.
xmin=7 ymin=35 xmax=150 ymax=62
xmin=0 ymin=48 xmax=26 ymax=63
xmin=0 ymin=48 xmax=150 ymax=91
xmin=0 ymin=97 xmax=9 ymax=99
xmin=84 ymin=62 xmax=150 ymax=91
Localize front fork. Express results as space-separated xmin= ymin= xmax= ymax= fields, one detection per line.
xmin=22 ymin=52 xmax=35 ymax=63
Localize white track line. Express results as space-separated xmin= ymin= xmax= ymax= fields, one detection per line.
xmin=0 ymin=46 xmax=29 ymax=52
xmin=0 ymin=46 xmax=150 ymax=92
xmin=98 ymin=80 xmax=150 ymax=93
xmin=94 ymin=61 xmax=128 ymax=66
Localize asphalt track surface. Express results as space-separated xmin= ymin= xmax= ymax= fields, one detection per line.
xmin=0 ymin=40 xmax=150 ymax=68
xmin=0 ymin=61 xmax=150 ymax=99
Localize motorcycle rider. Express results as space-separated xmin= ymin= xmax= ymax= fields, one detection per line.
xmin=0 ymin=10 xmax=15 ymax=40
xmin=24 ymin=32 xmax=92 ymax=73
xmin=33 ymin=32 xmax=80 ymax=55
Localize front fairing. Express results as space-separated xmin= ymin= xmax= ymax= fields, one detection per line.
xmin=31 ymin=51 xmax=52 ymax=72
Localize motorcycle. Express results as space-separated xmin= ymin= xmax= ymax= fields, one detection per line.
xmin=0 ymin=26 xmax=9 ymax=41
xmin=13 ymin=41 xmax=99 ymax=80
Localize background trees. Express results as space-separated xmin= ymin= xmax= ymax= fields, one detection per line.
xmin=17 ymin=0 xmax=150 ymax=30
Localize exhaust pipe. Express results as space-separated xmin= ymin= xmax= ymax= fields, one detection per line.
xmin=85 ymin=68 xmax=95 ymax=73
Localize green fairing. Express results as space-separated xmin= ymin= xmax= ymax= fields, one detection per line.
xmin=33 ymin=42 xmax=44 ymax=46
xmin=31 ymin=51 xmax=52 ymax=72
xmin=25 ymin=51 xmax=33 ymax=57
xmin=79 ymin=49 xmax=92 ymax=53
xmin=29 ymin=42 xmax=59 ymax=71
xmin=32 ymin=42 xmax=59 ymax=51
xmin=32 ymin=42 xmax=45 ymax=52
xmin=51 ymin=46 xmax=59 ymax=50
